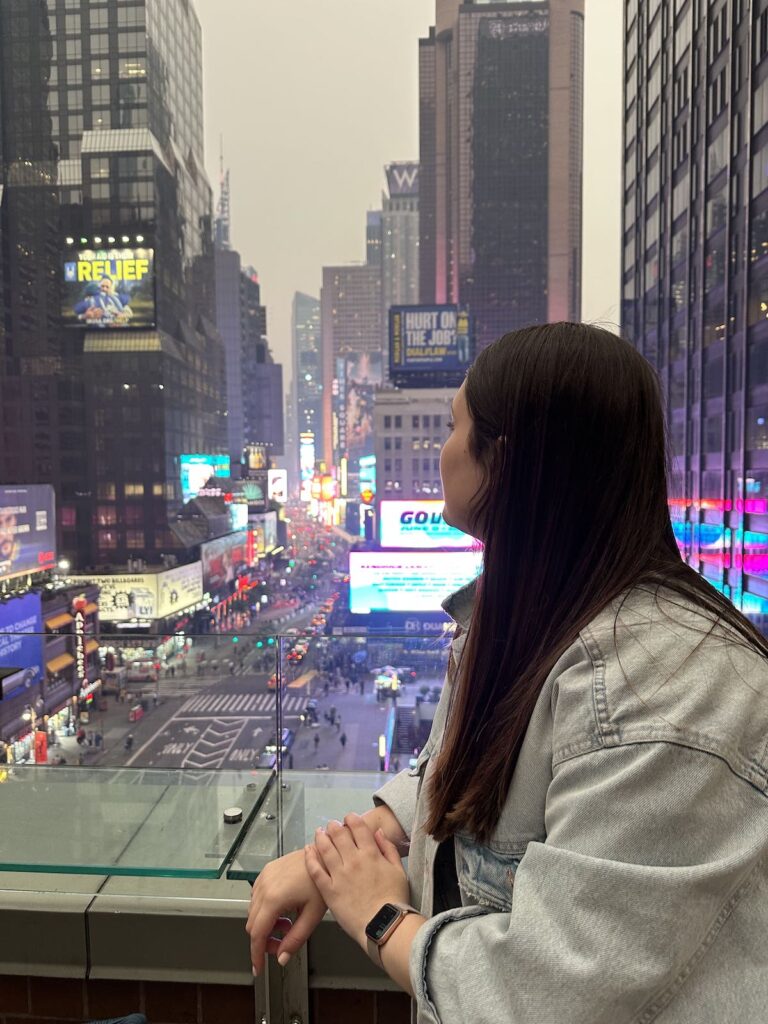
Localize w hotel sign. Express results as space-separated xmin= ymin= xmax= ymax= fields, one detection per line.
xmin=386 ymin=162 xmax=419 ymax=198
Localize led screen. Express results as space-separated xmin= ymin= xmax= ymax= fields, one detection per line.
xmin=379 ymin=500 xmax=474 ymax=549
xmin=180 ymin=454 xmax=230 ymax=503
xmin=62 ymin=245 xmax=155 ymax=328
xmin=349 ymin=550 xmax=482 ymax=614
xmin=389 ymin=305 xmax=473 ymax=376
xmin=0 ymin=485 xmax=56 ymax=583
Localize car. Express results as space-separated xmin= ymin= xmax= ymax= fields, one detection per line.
xmin=255 ymin=751 xmax=277 ymax=769
xmin=264 ymin=728 xmax=296 ymax=755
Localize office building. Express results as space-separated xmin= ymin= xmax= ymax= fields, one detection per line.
xmin=0 ymin=0 xmax=227 ymax=569
xmin=420 ymin=0 xmax=584 ymax=351
xmin=242 ymin=268 xmax=283 ymax=457
xmin=320 ymin=263 xmax=383 ymax=468
xmin=372 ymin=388 xmax=454 ymax=503
xmin=382 ymin=162 xmax=420 ymax=324
xmin=621 ymin=0 xmax=768 ymax=621
xmin=292 ymin=292 xmax=322 ymax=487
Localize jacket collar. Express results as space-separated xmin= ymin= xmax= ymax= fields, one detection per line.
xmin=441 ymin=576 xmax=478 ymax=631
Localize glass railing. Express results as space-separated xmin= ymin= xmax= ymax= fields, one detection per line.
xmin=0 ymin=623 xmax=451 ymax=878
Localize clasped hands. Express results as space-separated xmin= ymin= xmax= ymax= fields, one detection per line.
xmin=245 ymin=811 xmax=409 ymax=976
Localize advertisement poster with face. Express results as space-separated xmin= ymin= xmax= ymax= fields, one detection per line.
xmin=345 ymin=352 xmax=383 ymax=455
xmin=0 ymin=486 xmax=56 ymax=584
xmin=62 ymin=246 xmax=155 ymax=329
xmin=201 ymin=531 xmax=249 ymax=599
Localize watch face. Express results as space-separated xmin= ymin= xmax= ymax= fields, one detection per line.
xmin=366 ymin=903 xmax=400 ymax=941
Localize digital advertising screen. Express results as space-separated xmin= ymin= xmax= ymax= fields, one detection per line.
xmin=379 ymin=501 xmax=475 ymax=550
xmin=268 ymin=469 xmax=288 ymax=503
xmin=200 ymin=531 xmax=249 ymax=597
xmin=343 ymin=352 xmax=383 ymax=456
xmin=250 ymin=511 xmax=278 ymax=557
xmin=299 ymin=432 xmax=316 ymax=501
xmin=389 ymin=306 xmax=473 ymax=379
xmin=0 ymin=485 xmax=56 ymax=584
xmin=180 ymin=454 xmax=230 ymax=503
xmin=0 ymin=592 xmax=44 ymax=695
xmin=349 ymin=550 xmax=482 ymax=614
xmin=62 ymin=245 xmax=155 ymax=329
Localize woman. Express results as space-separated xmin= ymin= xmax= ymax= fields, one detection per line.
xmin=246 ymin=323 xmax=768 ymax=1022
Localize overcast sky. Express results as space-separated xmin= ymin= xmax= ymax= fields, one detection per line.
xmin=195 ymin=0 xmax=623 ymax=387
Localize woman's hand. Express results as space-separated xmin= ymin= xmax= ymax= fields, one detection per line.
xmin=245 ymin=847 xmax=327 ymax=975
xmin=305 ymin=813 xmax=411 ymax=950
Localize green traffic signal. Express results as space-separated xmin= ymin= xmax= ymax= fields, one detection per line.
xmin=256 ymin=640 xmax=264 ymax=648
xmin=267 ymin=637 xmax=275 ymax=646
xmin=232 ymin=636 xmax=239 ymax=643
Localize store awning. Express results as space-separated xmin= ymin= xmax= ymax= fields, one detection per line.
xmin=45 ymin=613 xmax=73 ymax=630
xmin=84 ymin=603 xmax=98 ymax=616
xmin=85 ymin=639 xmax=99 ymax=655
xmin=46 ymin=653 xmax=75 ymax=675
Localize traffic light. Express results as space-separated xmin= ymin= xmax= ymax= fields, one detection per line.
xmin=256 ymin=640 xmax=264 ymax=649
xmin=232 ymin=636 xmax=239 ymax=644
xmin=267 ymin=637 xmax=275 ymax=646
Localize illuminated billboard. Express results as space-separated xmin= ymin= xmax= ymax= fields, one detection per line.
xmin=0 ymin=485 xmax=56 ymax=583
xmin=0 ymin=592 xmax=44 ymax=696
xmin=386 ymin=162 xmax=419 ymax=197
xmin=349 ymin=550 xmax=482 ymax=614
xmin=180 ymin=454 xmax=230 ymax=503
xmin=250 ymin=511 xmax=278 ymax=557
xmin=379 ymin=501 xmax=474 ymax=549
xmin=70 ymin=564 xmax=204 ymax=622
xmin=62 ymin=245 xmax=155 ymax=329
xmin=299 ymin=432 xmax=315 ymax=502
xmin=345 ymin=352 xmax=382 ymax=455
xmin=389 ymin=306 xmax=473 ymax=382
xmin=200 ymin=531 xmax=249 ymax=598
xmin=268 ymin=469 xmax=288 ymax=503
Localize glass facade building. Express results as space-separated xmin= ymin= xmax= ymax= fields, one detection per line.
xmin=419 ymin=0 xmax=584 ymax=352
xmin=622 ymin=0 xmax=768 ymax=624
xmin=0 ymin=0 xmax=226 ymax=569
xmin=292 ymin=291 xmax=322 ymax=486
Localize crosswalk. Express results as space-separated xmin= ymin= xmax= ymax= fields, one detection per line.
xmin=178 ymin=692 xmax=306 ymax=715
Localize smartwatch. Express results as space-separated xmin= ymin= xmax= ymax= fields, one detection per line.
xmin=365 ymin=901 xmax=419 ymax=967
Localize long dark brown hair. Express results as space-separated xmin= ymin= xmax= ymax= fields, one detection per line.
xmin=425 ymin=322 xmax=768 ymax=845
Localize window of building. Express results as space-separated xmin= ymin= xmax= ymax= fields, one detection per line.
xmin=97 ymin=483 xmax=116 ymax=500
xmin=394 ymin=437 xmax=402 ymax=451
xmin=91 ymin=83 xmax=110 ymax=105
xmin=118 ymin=6 xmax=146 ymax=29
xmin=60 ymin=506 xmax=77 ymax=529
xmin=125 ymin=483 xmax=144 ymax=496
xmin=91 ymin=182 xmax=111 ymax=200
xmin=754 ymin=76 xmax=768 ymax=135
xmin=90 ymin=33 xmax=110 ymax=55
xmin=96 ymin=506 xmax=117 ymax=526
xmin=384 ymin=437 xmax=392 ymax=451
xmin=97 ymin=530 xmax=118 ymax=549
xmin=124 ymin=505 xmax=143 ymax=525
xmin=412 ymin=415 xmax=419 ymax=428
xmin=394 ymin=415 xmax=402 ymax=429
xmin=89 ymin=8 xmax=109 ymax=29
xmin=384 ymin=415 xmax=391 ymax=429
xmin=65 ymin=13 xmax=81 ymax=34
xmin=747 ymin=407 xmax=768 ymax=450
xmin=126 ymin=530 xmax=145 ymax=549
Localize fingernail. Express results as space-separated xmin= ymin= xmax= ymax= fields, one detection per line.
xmin=252 ymin=966 xmax=259 ymax=977
xmin=278 ymin=952 xmax=291 ymax=967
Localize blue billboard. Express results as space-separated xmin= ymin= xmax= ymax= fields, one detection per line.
xmin=0 ymin=485 xmax=56 ymax=583
xmin=0 ymin=592 xmax=44 ymax=699
xmin=180 ymin=454 xmax=230 ymax=503
xmin=389 ymin=305 xmax=473 ymax=379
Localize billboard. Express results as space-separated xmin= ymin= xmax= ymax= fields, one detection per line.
xmin=379 ymin=501 xmax=474 ymax=549
xmin=155 ymin=563 xmax=204 ymax=620
xmin=389 ymin=306 xmax=473 ymax=379
xmin=344 ymin=351 xmax=383 ymax=455
xmin=180 ymin=454 xmax=230 ymax=503
xmin=300 ymin=432 xmax=315 ymax=502
xmin=349 ymin=550 xmax=482 ymax=614
xmin=62 ymin=245 xmax=155 ymax=329
xmin=250 ymin=511 xmax=278 ymax=557
xmin=386 ymin=162 xmax=419 ymax=197
xmin=268 ymin=469 xmax=288 ymax=503
xmin=0 ymin=592 xmax=44 ymax=696
xmin=71 ymin=564 xmax=204 ymax=622
xmin=0 ymin=485 xmax=56 ymax=584
xmin=200 ymin=531 xmax=249 ymax=598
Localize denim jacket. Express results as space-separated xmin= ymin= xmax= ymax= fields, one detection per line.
xmin=373 ymin=582 xmax=768 ymax=1023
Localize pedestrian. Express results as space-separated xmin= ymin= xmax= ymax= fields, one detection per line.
xmin=335 ymin=715 xmax=342 ymax=733
xmin=314 ymin=733 xmax=320 ymax=751
xmin=345 ymin=678 xmax=350 ymax=693
xmin=171 ymin=665 xmax=175 ymax=678
xmin=152 ymin=691 xmax=158 ymax=707
xmin=339 ymin=732 xmax=347 ymax=749
xmin=124 ymin=733 xmax=134 ymax=753
xmin=248 ymin=322 xmax=768 ymax=1020
xmin=323 ymin=680 xmax=330 ymax=697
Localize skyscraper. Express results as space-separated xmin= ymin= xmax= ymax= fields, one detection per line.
xmin=0 ymin=0 xmax=226 ymax=567
xmin=242 ymin=268 xmax=283 ymax=457
xmin=382 ymin=162 xmax=420 ymax=329
xmin=420 ymin=0 xmax=585 ymax=351
xmin=622 ymin=0 xmax=768 ymax=623
xmin=292 ymin=292 xmax=322 ymax=486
